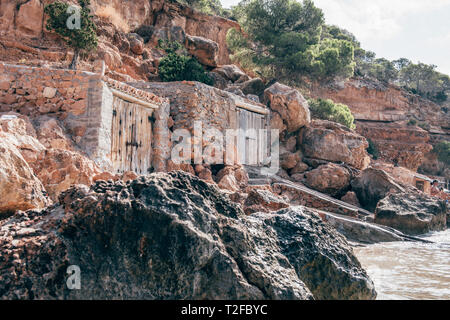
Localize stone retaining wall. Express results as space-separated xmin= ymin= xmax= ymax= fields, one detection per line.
xmin=0 ymin=63 xmax=169 ymax=172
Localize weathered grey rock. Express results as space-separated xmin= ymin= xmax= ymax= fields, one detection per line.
xmin=351 ymin=168 xmax=404 ymax=212
xmin=243 ymin=188 xmax=289 ymax=214
xmin=208 ymin=71 xmax=228 ymax=90
xmin=212 ymin=65 xmax=247 ymax=82
xmin=317 ymin=210 xmax=417 ymax=244
xmin=375 ymin=192 xmax=448 ymax=235
xmin=0 ymin=172 xmax=376 ymax=300
xmin=239 ymin=78 xmax=265 ymax=96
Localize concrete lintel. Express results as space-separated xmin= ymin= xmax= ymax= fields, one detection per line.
xmin=109 ymin=88 xmax=160 ymax=110
xmin=235 ymin=99 xmax=269 ymax=115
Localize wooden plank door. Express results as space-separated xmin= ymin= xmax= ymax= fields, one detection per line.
xmin=111 ymin=97 xmax=153 ymax=174
xmin=237 ymin=108 xmax=269 ymax=167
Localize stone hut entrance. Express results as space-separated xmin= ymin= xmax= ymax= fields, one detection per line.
xmin=236 ymin=106 xmax=270 ymax=167
xmin=110 ymin=97 xmax=154 ymax=174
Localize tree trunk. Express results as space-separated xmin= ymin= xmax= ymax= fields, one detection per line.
xmin=69 ymin=49 xmax=80 ymax=70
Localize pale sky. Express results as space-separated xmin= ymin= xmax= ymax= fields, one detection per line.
xmin=221 ymin=0 xmax=450 ymax=75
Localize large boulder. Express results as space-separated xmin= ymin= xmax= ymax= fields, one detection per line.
xmin=264 ymin=83 xmax=311 ymax=133
xmin=15 ymin=0 xmax=44 ymax=37
xmin=239 ymin=78 xmax=265 ymax=96
xmin=185 ymin=35 xmax=219 ymax=67
xmin=243 ymin=188 xmax=289 ymax=215
xmin=127 ymin=33 xmax=145 ymax=55
xmin=301 ymin=120 xmax=370 ymax=170
xmin=351 ymin=168 xmax=405 ymax=212
xmin=212 ymin=65 xmax=247 ymax=82
xmin=305 ymin=163 xmax=351 ymax=197
xmin=29 ymin=148 xmax=101 ymax=202
xmin=375 ymin=192 xmax=448 ymax=235
xmin=0 ymin=116 xmax=49 ymax=215
xmin=0 ymin=172 xmax=376 ymax=300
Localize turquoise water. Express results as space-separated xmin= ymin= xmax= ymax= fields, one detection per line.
xmin=354 ymin=229 xmax=450 ymax=300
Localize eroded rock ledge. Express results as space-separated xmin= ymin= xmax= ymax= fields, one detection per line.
xmin=0 ymin=171 xmax=376 ymax=300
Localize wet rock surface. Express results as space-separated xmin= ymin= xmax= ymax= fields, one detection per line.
xmin=0 ymin=171 xmax=376 ymax=300
xmin=375 ymin=192 xmax=448 ymax=235
xmin=351 ymin=168 xmax=405 ymax=212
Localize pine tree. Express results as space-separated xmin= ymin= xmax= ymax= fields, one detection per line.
xmin=45 ymin=0 xmax=98 ymax=70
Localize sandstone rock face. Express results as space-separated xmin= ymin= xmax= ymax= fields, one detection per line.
xmin=357 ymin=121 xmax=432 ymax=170
xmin=33 ymin=117 xmax=74 ymax=151
xmin=0 ymin=139 xmax=48 ymax=216
xmin=305 ymin=163 xmax=351 ymax=197
xmin=375 ymin=192 xmax=448 ymax=235
xmin=0 ymin=0 xmax=240 ymax=80
xmin=127 ymin=33 xmax=144 ymax=55
xmin=301 ymin=120 xmax=370 ymax=170
xmin=280 ymin=151 xmax=302 ymax=170
xmin=0 ymin=172 xmax=376 ymax=300
xmin=185 ymin=35 xmax=219 ymax=67
xmin=312 ymin=78 xmax=450 ymax=129
xmin=351 ymin=168 xmax=405 ymax=212
xmin=216 ymin=166 xmax=249 ymax=192
xmin=264 ymin=83 xmax=311 ymax=133
xmin=312 ymin=78 xmax=409 ymax=122
xmin=0 ymin=117 xmax=49 ymax=215
xmin=15 ymin=0 xmax=44 ymax=38
xmin=0 ymin=114 xmax=107 ymax=210
xmin=29 ymin=149 xmax=101 ymax=202
xmin=310 ymin=78 xmax=449 ymax=172
xmin=341 ymin=191 xmax=361 ymax=208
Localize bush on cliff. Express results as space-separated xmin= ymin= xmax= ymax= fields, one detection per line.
xmin=366 ymin=138 xmax=380 ymax=160
xmin=432 ymin=141 xmax=450 ymax=166
xmin=308 ymin=98 xmax=356 ymax=129
xmin=44 ymin=0 xmax=98 ymax=70
xmin=158 ymin=41 xmax=213 ymax=85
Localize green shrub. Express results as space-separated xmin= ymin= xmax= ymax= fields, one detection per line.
xmin=44 ymin=0 xmax=98 ymax=70
xmin=367 ymin=138 xmax=379 ymax=160
xmin=432 ymin=141 xmax=450 ymax=165
xmin=308 ymin=98 xmax=356 ymax=129
xmin=226 ymin=28 xmax=274 ymax=79
xmin=418 ymin=122 xmax=430 ymax=131
xmin=407 ymin=119 xmax=417 ymax=126
xmin=158 ymin=41 xmax=212 ymax=85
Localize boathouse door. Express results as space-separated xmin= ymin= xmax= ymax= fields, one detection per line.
xmin=236 ymin=108 xmax=269 ymax=166
xmin=110 ymin=96 xmax=154 ymax=174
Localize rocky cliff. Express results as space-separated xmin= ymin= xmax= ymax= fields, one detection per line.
xmin=0 ymin=0 xmax=239 ymax=81
xmin=0 ymin=171 xmax=376 ymax=300
xmin=311 ymin=78 xmax=449 ymax=174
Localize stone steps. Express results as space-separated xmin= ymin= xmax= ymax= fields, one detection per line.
xmin=244 ymin=165 xmax=373 ymax=218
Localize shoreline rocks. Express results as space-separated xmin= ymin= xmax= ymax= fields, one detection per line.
xmin=375 ymin=192 xmax=448 ymax=236
xmin=0 ymin=171 xmax=376 ymax=300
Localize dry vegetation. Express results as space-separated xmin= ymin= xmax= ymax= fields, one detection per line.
xmin=96 ymin=6 xmax=130 ymax=33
